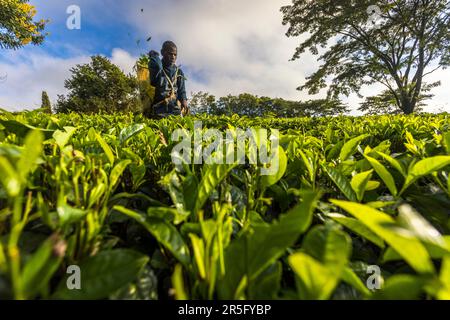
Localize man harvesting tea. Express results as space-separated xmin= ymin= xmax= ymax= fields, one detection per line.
xmin=148 ymin=41 xmax=189 ymax=118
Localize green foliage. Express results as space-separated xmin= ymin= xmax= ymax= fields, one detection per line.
xmin=53 ymin=249 xmax=149 ymax=300
xmin=0 ymin=111 xmax=449 ymax=300
xmin=289 ymin=224 xmax=352 ymax=300
xmin=218 ymin=190 xmax=320 ymax=299
xmin=0 ymin=0 xmax=48 ymax=50
xmin=55 ymin=56 xmax=141 ymax=114
xmin=135 ymin=54 xmax=150 ymax=69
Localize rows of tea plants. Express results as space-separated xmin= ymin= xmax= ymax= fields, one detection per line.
xmin=0 ymin=108 xmax=449 ymax=300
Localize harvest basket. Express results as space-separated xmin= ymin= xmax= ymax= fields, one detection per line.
xmin=135 ymin=63 xmax=155 ymax=116
xmin=136 ymin=65 xmax=149 ymax=82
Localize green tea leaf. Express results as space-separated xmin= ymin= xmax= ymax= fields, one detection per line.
xmin=147 ymin=207 xmax=190 ymax=225
xmin=195 ymin=163 xmax=236 ymax=213
xmin=53 ymin=249 xmax=148 ymax=300
xmin=162 ymin=172 xmax=197 ymax=217
xmin=324 ymin=166 xmax=357 ymax=201
xmin=377 ymin=152 xmax=406 ymax=177
xmin=114 ymin=206 xmax=190 ymax=266
xmin=95 ymin=132 xmax=115 ymax=165
xmin=302 ymin=224 xmax=352 ymax=267
xmin=219 ymin=190 xmax=320 ymax=299
xmin=341 ymin=267 xmax=371 ymax=297
xmin=189 ymin=234 xmax=206 ymax=280
xmin=327 ymin=213 xmax=385 ymax=248
xmin=109 ymin=160 xmax=132 ymax=192
xmin=299 ymin=149 xmax=315 ymax=183
xmin=248 ymin=262 xmax=282 ymax=299
xmin=0 ymin=157 xmax=20 ymax=196
xmin=437 ymin=255 xmax=450 ymax=300
xmin=0 ymin=119 xmax=54 ymax=140
xmin=397 ymin=204 xmax=448 ymax=250
xmin=365 ymin=155 xmax=398 ymax=196
xmin=327 ymin=140 xmax=345 ymax=161
xmin=350 ymin=170 xmax=373 ymax=202
xmin=172 ymin=264 xmax=188 ymax=300
xmin=340 ymin=134 xmax=370 ymax=161
xmin=382 ymin=237 xmax=450 ymax=262
xmin=289 ymin=252 xmax=338 ymax=300
xmin=331 ymin=200 xmax=435 ymax=274
xmin=119 ymin=123 xmax=145 ymax=144
xmin=372 ymin=275 xmax=427 ymax=300
xmin=402 ymin=156 xmax=450 ymax=192
xmin=109 ymin=266 xmax=158 ymax=300
xmin=21 ymin=235 xmax=65 ymax=299
xmin=443 ymin=132 xmax=450 ymax=154
xmin=53 ymin=127 xmax=77 ymax=148
xmin=17 ymin=130 xmax=44 ymax=182
xmin=57 ymin=204 xmax=88 ymax=227
xmin=365 ymin=180 xmax=380 ymax=191
xmin=260 ymin=146 xmax=288 ymax=189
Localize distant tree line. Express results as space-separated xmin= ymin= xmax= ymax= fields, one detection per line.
xmin=189 ymin=92 xmax=350 ymax=117
xmin=33 ymin=55 xmax=444 ymax=117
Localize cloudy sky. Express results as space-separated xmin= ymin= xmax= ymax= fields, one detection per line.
xmin=0 ymin=0 xmax=448 ymax=114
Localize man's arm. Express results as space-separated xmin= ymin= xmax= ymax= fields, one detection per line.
xmin=148 ymin=51 xmax=162 ymax=87
xmin=177 ymin=69 xmax=189 ymax=114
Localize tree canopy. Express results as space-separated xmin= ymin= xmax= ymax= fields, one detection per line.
xmin=0 ymin=0 xmax=47 ymax=49
xmin=55 ymin=56 xmax=140 ymax=114
xmin=281 ymin=0 xmax=450 ymax=114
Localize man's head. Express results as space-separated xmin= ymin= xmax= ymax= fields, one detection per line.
xmin=161 ymin=41 xmax=177 ymax=66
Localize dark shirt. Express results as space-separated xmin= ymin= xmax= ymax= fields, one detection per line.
xmin=148 ymin=54 xmax=187 ymax=109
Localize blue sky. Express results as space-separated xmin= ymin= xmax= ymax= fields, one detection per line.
xmin=0 ymin=1 xmax=172 ymax=64
xmin=0 ymin=0 xmax=449 ymax=113
xmin=30 ymin=1 xmax=149 ymax=58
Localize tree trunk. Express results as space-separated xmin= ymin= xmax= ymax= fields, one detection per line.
xmin=400 ymin=96 xmax=416 ymax=115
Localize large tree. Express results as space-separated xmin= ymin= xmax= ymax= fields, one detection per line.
xmin=0 ymin=0 xmax=47 ymax=49
xmin=56 ymin=56 xmax=140 ymax=114
xmin=358 ymin=81 xmax=439 ymax=114
xmin=281 ymin=0 xmax=450 ymax=114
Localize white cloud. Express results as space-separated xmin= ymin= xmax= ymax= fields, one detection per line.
xmin=111 ymin=48 xmax=136 ymax=74
xmin=425 ymin=68 xmax=450 ymax=113
xmin=0 ymin=49 xmax=137 ymax=112
xmin=0 ymin=52 xmax=90 ymax=111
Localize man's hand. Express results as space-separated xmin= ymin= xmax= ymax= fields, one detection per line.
xmin=181 ymin=100 xmax=190 ymax=116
